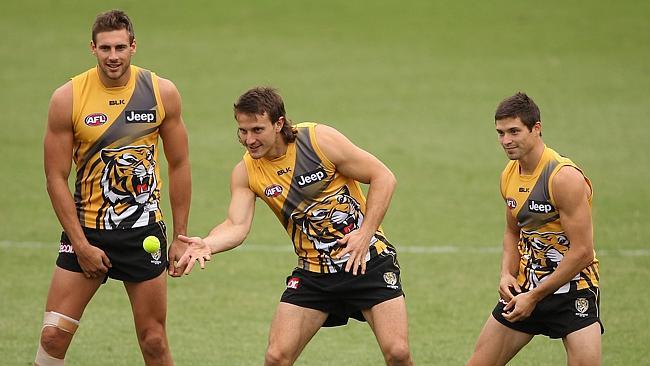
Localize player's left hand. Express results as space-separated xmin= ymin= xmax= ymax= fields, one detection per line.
xmin=176 ymin=234 xmax=213 ymax=275
xmin=167 ymin=237 xmax=188 ymax=277
xmin=502 ymin=291 xmax=538 ymax=322
xmin=336 ymin=230 xmax=373 ymax=275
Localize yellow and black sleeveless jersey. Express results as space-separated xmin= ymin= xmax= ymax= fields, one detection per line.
xmin=71 ymin=65 xmax=165 ymax=230
xmin=500 ymin=146 xmax=599 ymax=293
xmin=243 ymin=123 xmax=393 ymax=273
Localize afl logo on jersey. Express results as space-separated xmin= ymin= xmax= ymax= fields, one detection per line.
xmin=264 ymin=184 xmax=283 ymax=198
xmin=84 ymin=113 xmax=108 ymax=126
xmin=506 ymin=197 xmax=517 ymax=209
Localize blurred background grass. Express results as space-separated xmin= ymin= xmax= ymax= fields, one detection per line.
xmin=1 ymin=0 xmax=648 ymax=364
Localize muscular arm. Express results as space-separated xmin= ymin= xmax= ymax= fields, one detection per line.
xmin=527 ymin=166 xmax=594 ymax=299
xmin=315 ymin=124 xmax=397 ymax=274
xmin=176 ymin=161 xmax=256 ymax=274
xmin=157 ymin=77 xmax=192 ymax=276
xmin=44 ymin=82 xmax=111 ymax=278
xmin=503 ymin=166 xmax=594 ymax=321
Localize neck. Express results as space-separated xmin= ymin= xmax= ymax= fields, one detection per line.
xmin=518 ymin=142 xmax=545 ymax=175
xmin=264 ymin=138 xmax=289 ymax=160
xmin=97 ymin=65 xmax=131 ymax=88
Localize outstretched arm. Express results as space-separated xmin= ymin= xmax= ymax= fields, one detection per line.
xmin=315 ymin=124 xmax=397 ymax=275
xmin=176 ymin=161 xmax=256 ymax=274
xmin=157 ymin=77 xmax=192 ymax=277
xmin=44 ymin=82 xmax=111 ymax=278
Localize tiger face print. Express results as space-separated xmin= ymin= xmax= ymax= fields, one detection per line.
xmin=100 ymin=145 xmax=158 ymax=229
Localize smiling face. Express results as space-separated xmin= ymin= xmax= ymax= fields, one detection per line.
xmin=235 ymin=112 xmax=287 ymax=159
xmin=495 ymin=117 xmax=542 ymax=161
xmin=91 ymin=29 xmax=135 ymax=87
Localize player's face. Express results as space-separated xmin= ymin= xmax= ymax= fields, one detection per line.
xmin=236 ymin=112 xmax=286 ymax=159
xmin=495 ymin=117 xmax=541 ymax=160
xmin=91 ymin=29 xmax=135 ymax=87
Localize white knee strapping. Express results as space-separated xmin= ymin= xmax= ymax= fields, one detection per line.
xmin=43 ymin=311 xmax=79 ymax=334
xmin=35 ymin=342 xmax=65 ymax=366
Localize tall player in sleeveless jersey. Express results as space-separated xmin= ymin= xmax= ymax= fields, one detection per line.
xmin=36 ymin=10 xmax=190 ymax=366
xmin=176 ymin=87 xmax=413 ymax=365
xmin=467 ymin=93 xmax=603 ymax=366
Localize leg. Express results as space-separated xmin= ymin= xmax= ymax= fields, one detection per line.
xmin=466 ymin=315 xmax=534 ymax=366
xmin=361 ymin=296 xmax=413 ymax=366
xmin=265 ymin=302 xmax=328 ymax=366
xmin=562 ymin=322 xmax=601 ymax=366
xmin=124 ymin=272 xmax=172 ymax=366
xmin=36 ymin=267 xmax=104 ymax=363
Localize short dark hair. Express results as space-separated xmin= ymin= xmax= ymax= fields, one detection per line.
xmin=92 ymin=10 xmax=135 ymax=44
xmin=234 ymin=87 xmax=297 ymax=143
xmin=495 ymin=92 xmax=541 ymax=131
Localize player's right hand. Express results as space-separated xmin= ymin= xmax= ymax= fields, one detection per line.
xmin=498 ymin=274 xmax=521 ymax=301
xmin=76 ymin=243 xmax=111 ymax=279
xmin=176 ymin=234 xmax=212 ymax=275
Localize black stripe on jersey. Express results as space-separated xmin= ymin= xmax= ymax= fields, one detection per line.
xmin=280 ymin=127 xmax=329 ymax=228
xmin=516 ymin=159 xmax=560 ymax=229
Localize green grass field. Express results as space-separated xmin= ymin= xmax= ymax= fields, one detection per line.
xmin=1 ymin=0 xmax=649 ymax=364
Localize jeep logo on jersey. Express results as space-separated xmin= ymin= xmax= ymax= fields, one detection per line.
xmin=506 ymin=198 xmax=517 ymax=209
xmin=125 ymin=110 xmax=156 ymax=123
xmin=264 ymin=184 xmax=283 ymax=198
xmin=528 ymin=200 xmax=554 ymax=214
xmin=84 ymin=113 xmax=108 ymax=126
xmin=294 ymin=167 xmax=327 ymax=188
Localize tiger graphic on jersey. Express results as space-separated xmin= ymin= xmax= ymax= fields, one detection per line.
xmin=292 ymin=186 xmax=376 ymax=269
xmin=520 ymin=230 xmax=580 ymax=292
xmin=100 ymin=144 xmax=159 ymax=229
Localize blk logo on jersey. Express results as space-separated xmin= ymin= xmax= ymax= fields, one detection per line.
xmin=125 ymin=110 xmax=156 ymax=123
xmin=109 ymin=99 xmax=125 ymax=106
xmin=506 ymin=198 xmax=517 ymax=209
xmin=294 ymin=167 xmax=327 ymax=188
xmin=519 ymin=187 xmax=530 ymax=193
xmin=264 ymin=184 xmax=283 ymax=198
xmin=528 ymin=200 xmax=554 ymax=214
xmin=277 ymin=167 xmax=292 ymax=176
xmin=287 ymin=277 xmax=300 ymax=289
xmin=84 ymin=113 xmax=108 ymax=126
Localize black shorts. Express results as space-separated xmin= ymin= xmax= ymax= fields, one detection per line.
xmin=492 ymin=287 xmax=604 ymax=339
xmin=280 ymin=250 xmax=405 ymax=327
xmin=56 ymin=222 xmax=168 ymax=283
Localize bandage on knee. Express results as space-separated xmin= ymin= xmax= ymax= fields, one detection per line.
xmin=35 ymin=343 xmax=65 ymax=365
xmin=43 ymin=311 xmax=79 ymax=334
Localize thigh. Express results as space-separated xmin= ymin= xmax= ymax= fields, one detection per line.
xmin=362 ymin=296 xmax=409 ymax=349
xmin=467 ymin=315 xmax=534 ymax=366
xmin=123 ymin=272 xmax=168 ymax=332
xmin=563 ymin=322 xmax=601 ymax=366
xmin=267 ymin=302 xmax=328 ymax=358
xmin=45 ymin=266 xmax=104 ymax=319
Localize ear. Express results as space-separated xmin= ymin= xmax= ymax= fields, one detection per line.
xmin=90 ymin=41 xmax=96 ymax=55
xmin=130 ymin=39 xmax=137 ymax=55
xmin=275 ymin=116 xmax=285 ymax=132
xmin=533 ymin=121 xmax=542 ymax=136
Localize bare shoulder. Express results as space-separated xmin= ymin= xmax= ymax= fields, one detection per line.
xmin=50 ymin=81 xmax=73 ymax=108
xmin=231 ymin=160 xmax=250 ymax=187
xmin=552 ymin=166 xmax=589 ymax=207
xmin=48 ymin=81 xmax=73 ymax=125
xmin=314 ymin=123 xmax=346 ymax=144
xmin=553 ymin=165 xmax=586 ymax=188
xmin=156 ymin=76 xmax=182 ymax=120
xmin=314 ymin=123 xmax=356 ymax=163
xmin=157 ymin=76 xmax=181 ymax=104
